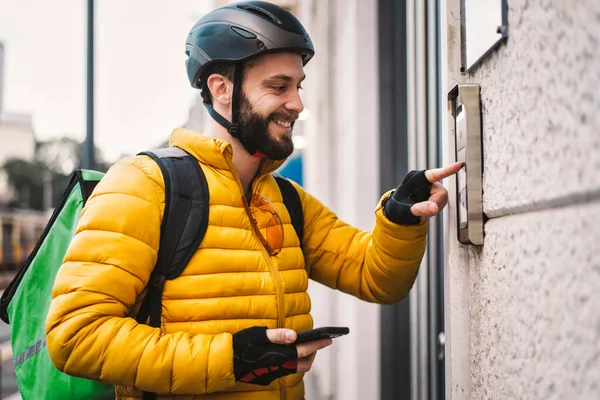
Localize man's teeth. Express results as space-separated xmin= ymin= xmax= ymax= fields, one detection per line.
xmin=273 ymin=119 xmax=292 ymax=128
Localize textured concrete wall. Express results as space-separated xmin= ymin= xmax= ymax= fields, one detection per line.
xmin=469 ymin=202 xmax=600 ymax=399
xmin=470 ymin=0 xmax=600 ymax=216
xmin=460 ymin=1 xmax=600 ymax=399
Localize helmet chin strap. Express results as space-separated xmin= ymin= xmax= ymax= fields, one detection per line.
xmin=203 ymin=64 xmax=264 ymax=157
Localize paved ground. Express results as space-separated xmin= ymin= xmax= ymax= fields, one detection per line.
xmin=0 ymin=321 xmax=19 ymax=399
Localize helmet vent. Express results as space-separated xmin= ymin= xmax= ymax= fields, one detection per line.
xmin=237 ymin=4 xmax=283 ymax=25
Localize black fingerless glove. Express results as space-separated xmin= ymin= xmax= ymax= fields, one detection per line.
xmin=383 ymin=170 xmax=431 ymax=226
xmin=233 ymin=326 xmax=298 ymax=386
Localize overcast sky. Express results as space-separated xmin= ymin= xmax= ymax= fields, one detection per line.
xmin=0 ymin=0 xmax=215 ymax=162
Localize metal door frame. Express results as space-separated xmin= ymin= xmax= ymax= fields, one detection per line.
xmin=379 ymin=1 xmax=445 ymax=399
xmin=379 ymin=0 xmax=411 ymax=399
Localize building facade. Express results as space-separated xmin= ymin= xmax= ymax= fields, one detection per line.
xmin=0 ymin=113 xmax=36 ymax=167
xmin=185 ymin=1 xmax=599 ymax=399
xmin=298 ymin=0 xmax=600 ymax=399
xmin=444 ymin=1 xmax=600 ymax=399
xmin=0 ymin=42 xmax=36 ymax=167
xmin=0 ymin=42 xmax=36 ymax=204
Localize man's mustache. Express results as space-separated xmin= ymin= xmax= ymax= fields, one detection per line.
xmin=269 ymin=111 xmax=299 ymax=123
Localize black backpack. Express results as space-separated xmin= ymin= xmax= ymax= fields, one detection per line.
xmin=134 ymin=148 xmax=304 ymax=331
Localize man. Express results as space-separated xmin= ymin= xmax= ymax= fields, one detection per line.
xmin=46 ymin=1 xmax=462 ymax=399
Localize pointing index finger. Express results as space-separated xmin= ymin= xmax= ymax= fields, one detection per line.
xmin=424 ymin=162 xmax=465 ymax=183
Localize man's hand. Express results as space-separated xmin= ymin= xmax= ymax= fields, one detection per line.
xmin=383 ymin=162 xmax=464 ymax=225
xmin=409 ymin=162 xmax=464 ymax=222
xmin=232 ymin=327 xmax=332 ymax=386
xmin=267 ymin=328 xmax=332 ymax=373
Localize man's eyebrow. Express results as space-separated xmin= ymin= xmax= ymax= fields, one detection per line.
xmin=262 ymin=74 xmax=306 ymax=83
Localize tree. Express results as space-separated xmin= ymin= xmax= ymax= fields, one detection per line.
xmin=36 ymin=137 xmax=111 ymax=174
xmin=1 ymin=137 xmax=111 ymax=210
xmin=2 ymin=158 xmax=43 ymax=209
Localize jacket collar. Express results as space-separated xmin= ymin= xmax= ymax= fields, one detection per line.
xmin=169 ymin=128 xmax=286 ymax=176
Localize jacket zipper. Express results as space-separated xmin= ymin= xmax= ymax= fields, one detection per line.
xmin=224 ymin=154 xmax=287 ymax=399
xmin=224 ymin=154 xmax=286 ymax=327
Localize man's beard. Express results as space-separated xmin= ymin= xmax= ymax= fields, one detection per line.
xmin=238 ymin=92 xmax=297 ymax=160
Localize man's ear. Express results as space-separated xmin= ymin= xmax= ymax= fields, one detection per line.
xmin=206 ymin=74 xmax=232 ymax=105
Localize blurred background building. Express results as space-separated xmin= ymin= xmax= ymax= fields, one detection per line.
xmin=0 ymin=1 xmax=598 ymax=400
xmin=0 ymin=41 xmax=47 ymax=284
xmin=0 ymin=113 xmax=35 ymax=169
xmin=0 ymin=43 xmax=36 ymax=201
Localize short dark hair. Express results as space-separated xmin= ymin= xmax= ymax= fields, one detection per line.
xmin=200 ymin=59 xmax=258 ymax=105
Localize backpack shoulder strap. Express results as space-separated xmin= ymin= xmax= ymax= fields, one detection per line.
xmin=274 ymin=175 xmax=304 ymax=250
xmin=135 ymin=147 xmax=209 ymax=328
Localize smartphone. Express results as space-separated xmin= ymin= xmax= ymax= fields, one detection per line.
xmin=295 ymin=326 xmax=350 ymax=343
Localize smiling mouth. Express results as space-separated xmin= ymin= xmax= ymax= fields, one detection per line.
xmin=271 ymin=118 xmax=293 ymax=129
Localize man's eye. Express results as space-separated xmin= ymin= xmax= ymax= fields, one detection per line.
xmin=272 ymin=86 xmax=286 ymax=91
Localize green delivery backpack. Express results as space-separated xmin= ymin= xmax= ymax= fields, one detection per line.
xmin=0 ymin=147 xmax=304 ymax=400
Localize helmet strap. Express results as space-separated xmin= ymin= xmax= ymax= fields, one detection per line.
xmin=230 ymin=63 xmax=243 ymax=136
xmin=203 ymin=64 xmax=263 ymax=157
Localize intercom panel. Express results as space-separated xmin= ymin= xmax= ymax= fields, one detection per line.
xmin=448 ymin=84 xmax=484 ymax=245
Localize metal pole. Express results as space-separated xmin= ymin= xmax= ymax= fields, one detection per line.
xmin=84 ymin=0 xmax=95 ymax=170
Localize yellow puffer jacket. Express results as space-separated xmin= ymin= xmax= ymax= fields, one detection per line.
xmin=46 ymin=128 xmax=427 ymax=400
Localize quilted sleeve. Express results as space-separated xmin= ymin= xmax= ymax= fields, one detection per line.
xmin=45 ymin=156 xmax=235 ymax=395
xmin=295 ymin=183 xmax=428 ymax=304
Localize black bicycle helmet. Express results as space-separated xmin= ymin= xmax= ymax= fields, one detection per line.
xmin=185 ymin=1 xmax=315 ymax=156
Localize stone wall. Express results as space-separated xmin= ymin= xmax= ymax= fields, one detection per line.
xmin=449 ymin=1 xmax=600 ymax=398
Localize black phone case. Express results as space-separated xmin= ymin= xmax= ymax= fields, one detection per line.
xmin=296 ymin=327 xmax=350 ymax=343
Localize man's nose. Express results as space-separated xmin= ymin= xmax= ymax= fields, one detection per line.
xmin=286 ymin=90 xmax=304 ymax=115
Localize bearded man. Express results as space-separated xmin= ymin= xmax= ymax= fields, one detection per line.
xmin=46 ymin=2 xmax=462 ymax=399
